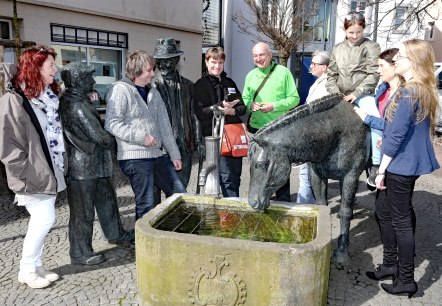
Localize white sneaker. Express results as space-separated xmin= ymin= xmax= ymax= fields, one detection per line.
xmin=36 ymin=266 xmax=60 ymax=282
xmin=18 ymin=271 xmax=51 ymax=289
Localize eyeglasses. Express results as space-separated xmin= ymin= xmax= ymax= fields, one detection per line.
xmin=310 ymin=62 xmax=324 ymax=67
xmin=345 ymin=12 xmax=364 ymax=21
xmin=396 ymin=53 xmax=409 ymax=60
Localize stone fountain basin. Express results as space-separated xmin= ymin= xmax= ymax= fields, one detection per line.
xmin=136 ymin=194 xmax=331 ymax=306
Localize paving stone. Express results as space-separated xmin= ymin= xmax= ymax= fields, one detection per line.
xmin=1 ymin=141 xmax=442 ymax=305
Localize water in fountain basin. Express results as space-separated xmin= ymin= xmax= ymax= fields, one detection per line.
xmin=153 ymin=203 xmax=317 ymax=244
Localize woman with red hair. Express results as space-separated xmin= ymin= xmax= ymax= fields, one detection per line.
xmin=0 ymin=45 xmax=65 ymax=288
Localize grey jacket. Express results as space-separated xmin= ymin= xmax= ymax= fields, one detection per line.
xmin=105 ymin=77 xmax=181 ymax=161
xmin=326 ymin=38 xmax=381 ymax=99
xmin=0 ymin=89 xmax=58 ymax=195
xmin=60 ymin=89 xmax=115 ymax=180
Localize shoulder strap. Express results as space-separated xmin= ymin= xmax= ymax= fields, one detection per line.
xmin=252 ymin=63 xmax=277 ymax=102
xmin=16 ymin=89 xmax=55 ymax=175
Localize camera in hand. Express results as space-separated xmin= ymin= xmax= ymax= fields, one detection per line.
xmin=225 ymin=93 xmax=240 ymax=102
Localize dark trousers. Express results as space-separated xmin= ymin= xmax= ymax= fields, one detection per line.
xmin=219 ymin=155 xmax=243 ymax=197
xmin=248 ymin=126 xmax=291 ymax=202
xmin=67 ymin=177 xmax=126 ymax=259
xmin=375 ymin=172 xmax=418 ymax=284
xmin=120 ymin=156 xmax=186 ymax=220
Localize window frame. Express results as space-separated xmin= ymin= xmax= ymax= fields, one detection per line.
xmin=393 ymin=6 xmax=409 ymax=34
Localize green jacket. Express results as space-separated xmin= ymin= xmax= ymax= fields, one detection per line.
xmin=243 ymin=62 xmax=300 ymax=129
xmin=326 ymin=38 xmax=381 ymax=99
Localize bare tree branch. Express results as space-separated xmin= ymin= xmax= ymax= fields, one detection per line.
xmin=233 ymin=0 xmax=319 ymax=66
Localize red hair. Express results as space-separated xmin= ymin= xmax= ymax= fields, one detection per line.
xmin=12 ymin=45 xmax=60 ymax=99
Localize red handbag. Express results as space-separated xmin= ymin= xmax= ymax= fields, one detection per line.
xmin=221 ymin=123 xmax=249 ymax=157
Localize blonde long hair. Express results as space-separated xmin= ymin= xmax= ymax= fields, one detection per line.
xmin=385 ymin=39 xmax=439 ymax=131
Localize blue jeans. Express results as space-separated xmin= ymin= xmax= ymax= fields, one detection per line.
xmin=296 ymin=163 xmax=316 ymax=204
xmin=219 ymin=155 xmax=242 ymax=197
xmin=355 ymin=95 xmax=382 ymax=165
xmin=119 ymin=156 xmax=186 ymax=220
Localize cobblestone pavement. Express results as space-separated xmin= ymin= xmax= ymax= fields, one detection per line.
xmin=0 ymin=141 xmax=441 ymax=305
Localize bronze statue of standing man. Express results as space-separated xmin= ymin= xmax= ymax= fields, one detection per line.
xmin=153 ymin=38 xmax=203 ymax=191
xmin=59 ymin=62 xmax=133 ymax=266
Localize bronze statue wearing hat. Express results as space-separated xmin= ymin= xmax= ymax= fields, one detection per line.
xmin=153 ymin=38 xmax=203 ymax=194
xmin=59 ymin=62 xmax=133 ymax=266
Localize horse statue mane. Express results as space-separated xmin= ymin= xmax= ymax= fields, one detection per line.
xmin=254 ymin=93 xmax=343 ymax=139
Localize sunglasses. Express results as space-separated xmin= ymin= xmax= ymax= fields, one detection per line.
xmin=32 ymin=46 xmax=56 ymax=59
xmin=345 ymin=12 xmax=364 ymax=21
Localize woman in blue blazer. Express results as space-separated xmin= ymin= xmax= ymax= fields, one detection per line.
xmin=366 ymin=39 xmax=440 ymax=298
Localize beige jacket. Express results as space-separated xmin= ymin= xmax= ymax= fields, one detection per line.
xmin=326 ymin=38 xmax=381 ymax=99
xmin=0 ymin=89 xmax=58 ymax=195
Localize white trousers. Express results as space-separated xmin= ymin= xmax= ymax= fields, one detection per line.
xmin=19 ymin=196 xmax=56 ymax=273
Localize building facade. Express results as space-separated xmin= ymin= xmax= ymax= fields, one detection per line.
xmin=0 ymin=0 xmax=202 ymax=100
xmin=204 ymin=0 xmax=437 ymax=101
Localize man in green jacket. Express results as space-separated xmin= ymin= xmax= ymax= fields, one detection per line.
xmin=243 ymin=42 xmax=300 ymax=201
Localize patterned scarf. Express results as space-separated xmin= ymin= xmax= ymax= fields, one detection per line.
xmin=31 ymin=87 xmax=65 ymax=172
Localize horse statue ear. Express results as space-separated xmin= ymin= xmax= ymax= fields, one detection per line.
xmin=252 ymin=133 xmax=269 ymax=148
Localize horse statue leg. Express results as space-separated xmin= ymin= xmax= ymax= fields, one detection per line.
xmin=331 ymin=171 xmax=360 ymax=263
xmin=309 ymin=165 xmax=328 ymax=205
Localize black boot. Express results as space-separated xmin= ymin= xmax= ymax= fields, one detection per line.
xmin=366 ymin=264 xmax=398 ymax=281
xmin=381 ymin=279 xmax=418 ymax=298
xmin=71 ymin=253 xmax=105 ymax=265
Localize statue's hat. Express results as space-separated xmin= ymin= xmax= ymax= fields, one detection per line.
xmin=153 ymin=38 xmax=183 ymax=59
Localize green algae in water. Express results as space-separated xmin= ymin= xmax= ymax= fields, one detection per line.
xmin=153 ymin=203 xmax=317 ymax=244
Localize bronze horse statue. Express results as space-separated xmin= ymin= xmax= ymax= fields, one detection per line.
xmin=248 ymin=94 xmax=368 ymax=262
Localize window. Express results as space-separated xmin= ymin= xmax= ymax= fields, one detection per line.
xmin=51 ymin=24 xmax=128 ymax=48
xmin=350 ymin=1 xmax=366 ymax=14
xmin=0 ymin=19 xmax=14 ymax=63
xmin=393 ymin=7 xmax=408 ymax=34
xmin=202 ymin=0 xmax=221 ymax=47
xmin=50 ymin=24 xmax=127 ymax=105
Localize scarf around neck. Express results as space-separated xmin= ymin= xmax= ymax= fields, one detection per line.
xmin=31 ymin=86 xmax=65 ymax=172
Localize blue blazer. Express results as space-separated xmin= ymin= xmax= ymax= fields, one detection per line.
xmin=382 ymin=87 xmax=440 ymax=176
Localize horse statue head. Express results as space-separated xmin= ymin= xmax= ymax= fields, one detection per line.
xmin=248 ymin=134 xmax=292 ymax=211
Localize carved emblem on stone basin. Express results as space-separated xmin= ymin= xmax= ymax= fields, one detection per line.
xmin=189 ymin=255 xmax=247 ymax=306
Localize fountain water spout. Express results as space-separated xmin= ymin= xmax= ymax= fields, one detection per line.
xmin=198 ymin=106 xmax=224 ymax=196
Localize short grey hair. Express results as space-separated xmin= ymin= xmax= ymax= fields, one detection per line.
xmin=312 ymin=50 xmax=330 ymax=66
xmin=125 ymin=50 xmax=156 ymax=80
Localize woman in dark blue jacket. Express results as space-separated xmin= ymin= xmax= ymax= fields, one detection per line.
xmin=365 ymin=39 xmax=440 ymax=298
